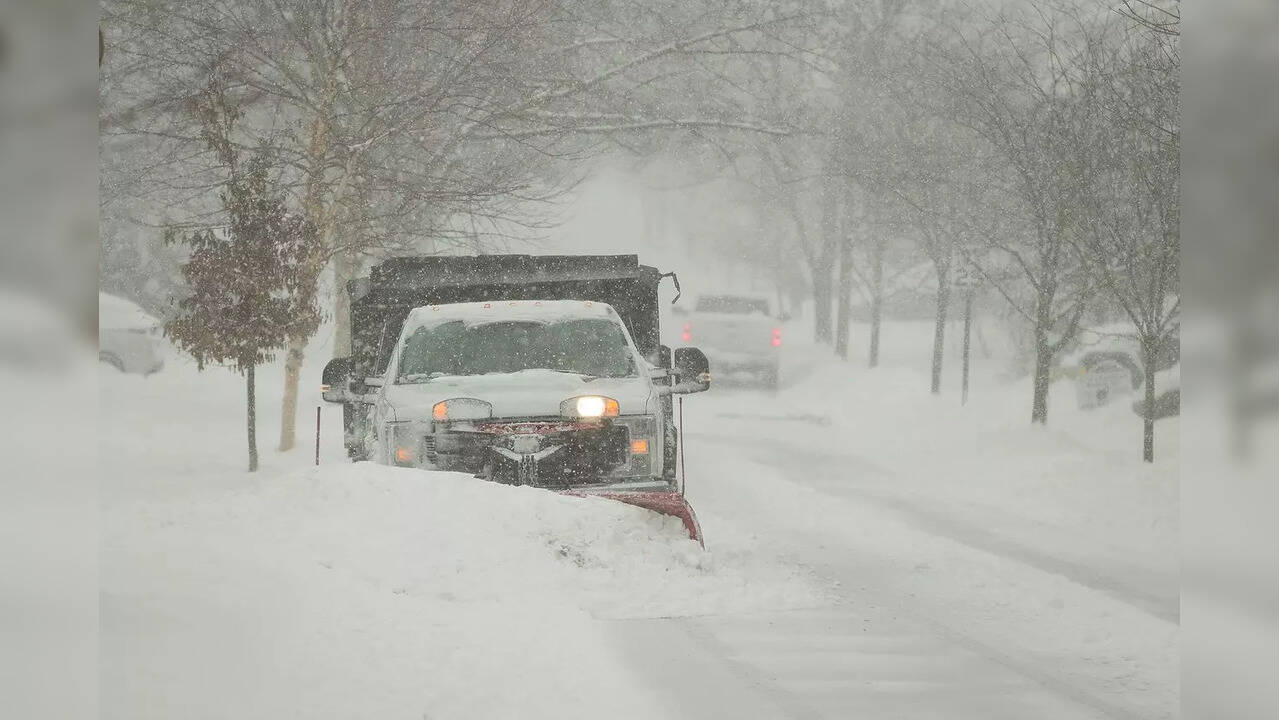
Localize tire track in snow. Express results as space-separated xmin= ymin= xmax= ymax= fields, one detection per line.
xmin=667 ymin=431 xmax=1175 ymax=720
xmin=611 ymin=605 xmax=1121 ymax=720
xmin=697 ymin=429 xmax=1178 ymax=623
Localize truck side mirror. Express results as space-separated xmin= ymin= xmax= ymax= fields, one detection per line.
xmin=321 ymin=357 xmax=351 ymax=403
xmin=658 ymin=344 xmax=673 ymax=369
xmin=672 ymin=347 xmax=710 ymax=394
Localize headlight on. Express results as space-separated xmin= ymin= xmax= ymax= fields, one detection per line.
xmin=561 ymin=395 xmax=620 ymax=418
xmin=432 ymin=398 xmax=493 ymax=422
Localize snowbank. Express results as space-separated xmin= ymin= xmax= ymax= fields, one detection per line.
xmin=100 ymin=348 xmax=826 ymax=720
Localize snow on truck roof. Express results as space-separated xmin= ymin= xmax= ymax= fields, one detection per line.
xmin=368 ymin=254 xmax=652 ymax=289
xmin=404 ymin=299 xmax=620 ymax=330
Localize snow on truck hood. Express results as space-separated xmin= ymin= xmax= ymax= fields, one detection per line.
xmin=383 ymin=369 xmax=655 ymax=421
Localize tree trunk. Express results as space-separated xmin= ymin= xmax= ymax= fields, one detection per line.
xmin=1030 ymin=295 xmax=1053 ymax=424
xmin=290 ymin=58 xmax=343 ymax=450
xmin=333 ymin=250 xmax=357 ymax=357
xmin=812 ymin=251 xmax=833 ymax=345
xmin=868 ymin=237 xmax=884 ymax=368
xmin=277 ymin=335 xmax=307 ymax=451
xmin=835 ymin=235 xmax=853 ymax=360
xmin=816 ymin=169 xmax=840 ymax=346
xmin=247 ymin=364 xmax=258 ymax=472
xmin=930 ymin=263 xmax=951 ymax=394
xmin=1142 ymin=342 xmax=1156 ymax=462
xmin=1031 ymin=338 xmax=1051 ymax=424
xmin=961 ymin=289 xmax=974 ymax=405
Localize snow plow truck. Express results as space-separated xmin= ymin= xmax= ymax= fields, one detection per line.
xmin=321 ymin=254 xmax=711 ymax=543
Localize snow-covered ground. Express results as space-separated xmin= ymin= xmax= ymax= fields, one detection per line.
xmin=674 ymin=323 xmax=1178 ymax=719
xmin=100 ymin=317 xmax=1177 ymax=719
xmin=99 ymin=342 xmax=827 ymax=720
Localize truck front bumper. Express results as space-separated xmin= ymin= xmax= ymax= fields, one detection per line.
xmin=418 ymin=415 xmax=659 ymax=487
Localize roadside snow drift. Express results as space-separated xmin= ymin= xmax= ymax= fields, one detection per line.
xmin=100 ymin=353 xmax=826 ymax=720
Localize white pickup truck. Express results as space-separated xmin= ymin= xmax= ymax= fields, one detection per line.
xmin=362 ymin=299 xmax=701 ymax=488
xmin=321 ymin=254 xmax=713 ymax=543
xmin=674 ymin=293 xmax=784 ymax=389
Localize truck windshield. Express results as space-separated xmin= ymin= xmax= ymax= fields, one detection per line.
xmin=397 ymin=318 xmax=637 ymax=381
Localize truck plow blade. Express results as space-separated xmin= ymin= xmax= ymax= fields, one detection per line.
xmin=563 ymin=490 xmax=703 ymax=546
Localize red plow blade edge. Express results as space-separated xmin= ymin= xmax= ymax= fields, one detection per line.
xmin=563 ymin=490 xmax=703 ymax=547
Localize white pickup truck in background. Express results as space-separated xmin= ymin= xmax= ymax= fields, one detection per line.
xmin=673 ymin=293 xmax=785 ymax=389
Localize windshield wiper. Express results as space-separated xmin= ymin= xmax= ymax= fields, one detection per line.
xmin=402 ymin=368 xmax=619 ymax=382
xmin=506 ymin=368 xmax=599 ymax=381
xmin=400 ymin=372 xmax=447 ymax=383
xmin=544 ymin=369 xmax=597 ymax=380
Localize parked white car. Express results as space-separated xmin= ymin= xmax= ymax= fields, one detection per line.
xmin=99 ymin=292 xmax=165 ymax=375
xmin=1060 ymin=321 xmax=1180 ymax=413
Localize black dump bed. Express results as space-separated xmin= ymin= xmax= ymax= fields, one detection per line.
xmin=349 ymin=254 xmax=670 ymax=378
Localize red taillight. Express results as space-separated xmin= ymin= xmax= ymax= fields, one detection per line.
xmin=772 ymin=327 xmax=782 ymax=347
xmin=682 ymin=322 xmax=691 ymax=342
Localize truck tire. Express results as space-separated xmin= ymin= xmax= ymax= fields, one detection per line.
xmin=343 ymin=402 xmax=375 ymax=461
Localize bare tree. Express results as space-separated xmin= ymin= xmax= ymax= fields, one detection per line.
xmin=810 ymin=0 xmax=933 ymax=364
xmin=1079 ymin=15 xmax=1179 ymax=461
xmin=923 ymin=2 xmax=1109 ymax=424
xmin=856 ymin=93 xmax=964 ymax=389
xmin=102 ymin=0 xmax=821 ymax=450
xmin=832 ymin=179 xmax=855 ymax=360
xmin=1116 ymin=0 xmax=1180 ymax=37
